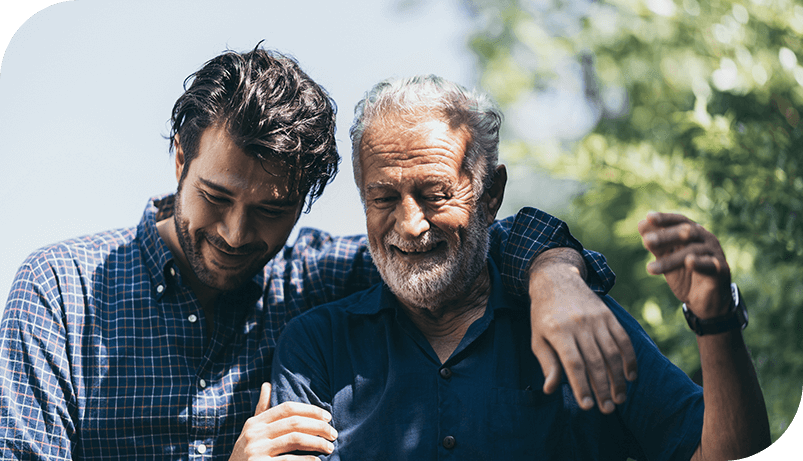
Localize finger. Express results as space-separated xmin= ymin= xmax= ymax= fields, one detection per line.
xmin=574 ymin=334 xmax=616 ymax=414
xmin=264 ymin=401 xmax=332 ymax=424
xmin=552 ymin=340 xmax=594 ymax=410
xmin=642 ymin=223 xmax=705 ymax=255
xmin=687 ymin=253 xmax=723 ymax=276
xmin=593 ymin=326 xmax=628 ymax=405
xmin=267 ymin=414 xmax=338 ymax=442
xmin=268 ymin=432 xmax=336 ymax=457
xmin=607 ymin=315 xmax=638 ymax=383
xmin=531 ymin=336 xmax=563 ymax=395
xmin=645 ymin=211 xmax=694 ymax=227
xmin=646 ymin=243 xmax=711 ymax=274
xmin=274 ymin=456 xmax=321 ymax=461
xmin=255 ymin=382 xmax=271 ymax=416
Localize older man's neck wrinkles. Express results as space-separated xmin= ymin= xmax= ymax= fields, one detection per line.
xmin=401 ymin=269 xmax=492 ymax=363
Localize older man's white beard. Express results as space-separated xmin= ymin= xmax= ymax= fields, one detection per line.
xmin=369 ymin=208 xmax=490 ymax=311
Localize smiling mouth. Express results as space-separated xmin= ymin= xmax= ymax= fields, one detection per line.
xmin=392 ymin=241 xmax=446 ymax=257
xmin=206 ymin=243 xmax=255 ymax=269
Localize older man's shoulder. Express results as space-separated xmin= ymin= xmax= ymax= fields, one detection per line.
xmin=289 ymin=283 xmax=385 ymax=327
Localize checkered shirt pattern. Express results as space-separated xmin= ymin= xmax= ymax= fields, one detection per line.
xmin=0 ymin=193 xmax=613 ymax=460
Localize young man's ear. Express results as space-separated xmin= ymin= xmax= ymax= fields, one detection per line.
xmin=481 ymin=164 xmax=507 ymax=225
xmin=173 ymin=134 xmax=186 ymax=183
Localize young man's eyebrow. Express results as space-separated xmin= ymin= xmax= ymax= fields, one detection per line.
xmin=198 ymin=178 xmax=233 ymax=195
xmin=199 ymin=177 xmax=299 ymax=207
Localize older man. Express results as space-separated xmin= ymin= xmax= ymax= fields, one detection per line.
xmin=269 ymin=75 xmax=770 ymax=460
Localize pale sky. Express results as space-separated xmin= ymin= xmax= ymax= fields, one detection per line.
xmin=0 ymin=0 xmax=476 ymax=307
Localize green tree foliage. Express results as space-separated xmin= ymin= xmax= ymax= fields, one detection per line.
xmin=465 ymin=0 xmax=803 ymax=440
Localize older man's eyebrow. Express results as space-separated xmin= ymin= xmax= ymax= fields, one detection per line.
xmin=365 ymin=182 xmax=396 ymax=193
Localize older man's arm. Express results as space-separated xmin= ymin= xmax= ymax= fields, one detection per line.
xmin=639 ymin=212 xmax=770 ymax=460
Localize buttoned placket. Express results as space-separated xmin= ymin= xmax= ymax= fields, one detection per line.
xmin=436 ymin=302 xmax=495 ymax=459
xmin=160 ymin=261 xmax=221 ymax=458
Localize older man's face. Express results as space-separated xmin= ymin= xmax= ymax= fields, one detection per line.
xmin=358 ymin=114 xmax=493 ymax=309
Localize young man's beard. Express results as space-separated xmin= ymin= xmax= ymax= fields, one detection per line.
xmin=172 ymin=190 xmax=271 ymax=292
xmin=369 ymin=205 xmax=490 ymax=311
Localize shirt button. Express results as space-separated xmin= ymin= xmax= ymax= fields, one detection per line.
xmin=439 ymin=367 xmax=452 ymax=379
xmin=169 ymin=267 xmax=176 ymax=277
xmin=196 ymin=443 xmax=207 ymax=454
xmin=188 ymin=314 xmax=198 ymax=323
xmin=199 ymin=379 xmax=207 ymax=389
xmin=442 ymin=435 xmax=456 ymax=449
xmin=156 ymin=284 xmax=164 ymax=293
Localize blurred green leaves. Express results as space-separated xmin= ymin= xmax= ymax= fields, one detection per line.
xmin=465 ymin=0 xmax=803 ymax=440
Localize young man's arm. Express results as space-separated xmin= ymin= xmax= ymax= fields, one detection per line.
xmin=489 ymin=207 xmax=637 ymax=414
xmin=0 ymin=261 xmax=76 ymax=461
xmin=639 ymin=212 xmax=770 ymax=460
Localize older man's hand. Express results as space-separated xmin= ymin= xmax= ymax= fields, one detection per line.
xmin=229 ymin=383 xmax=337 ymax=460
xmin=528 ymin=248 xmax=638 ymax=414
xmin=638 ymin=212 xmax=732 ymax=319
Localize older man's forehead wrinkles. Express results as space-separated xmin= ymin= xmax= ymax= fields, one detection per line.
xmin=367 ymin=149 xmax=461 ymax=168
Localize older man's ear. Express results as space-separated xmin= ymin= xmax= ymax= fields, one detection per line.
xmin=482 ymin=164 xmax=507 ymax=225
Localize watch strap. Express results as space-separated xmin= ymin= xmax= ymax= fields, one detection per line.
xmin=682 ymin=283 xmax=747 ymax=336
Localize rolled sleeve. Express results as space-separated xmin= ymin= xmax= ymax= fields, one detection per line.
xmin=489 ymin=207 xmax=615 ymax=298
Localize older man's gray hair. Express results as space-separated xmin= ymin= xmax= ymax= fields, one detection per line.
xmin=349 ymin=75 xmax=503 ymax=203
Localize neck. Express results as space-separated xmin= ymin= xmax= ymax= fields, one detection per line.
xmin=398 ymin=266 xmax=492 ymax=363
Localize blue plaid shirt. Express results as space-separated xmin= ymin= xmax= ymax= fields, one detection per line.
xmin=0 ymin=193 xmax=613 ymax=460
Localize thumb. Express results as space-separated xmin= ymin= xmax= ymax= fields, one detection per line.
xmin=532 ymin=337 xmax=562 ymax=395
xmin=255 ymin=382 xmax=272 ymax=416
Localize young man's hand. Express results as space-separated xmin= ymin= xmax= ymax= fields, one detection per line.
xmin=230 ymin=383 xmax=337 ymax=460
xmin=528 ymin=248 xmax=638 ymax=414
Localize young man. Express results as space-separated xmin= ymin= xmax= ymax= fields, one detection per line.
xmin=1 ymin=48 xmax=633 ymax=460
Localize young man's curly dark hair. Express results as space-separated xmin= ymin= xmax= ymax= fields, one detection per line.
xmin=169 ymin=44 xmax=339 ymax=211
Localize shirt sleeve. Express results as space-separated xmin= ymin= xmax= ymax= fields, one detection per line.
xmin=270 ymin=309 xmax=333 ymax=412
xmin=604 ymin=295 xmax=704 ymax=461
xmin=0 ymin=257 xmax=77 ymax=460
xmin=488 ymin=207 xmax=616 ymax=298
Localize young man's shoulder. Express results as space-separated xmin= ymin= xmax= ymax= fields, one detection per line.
xmin=17 ymin=226 xmax=140 ymax=281
xmin=28 ymin=227 xmax=137 ymax=261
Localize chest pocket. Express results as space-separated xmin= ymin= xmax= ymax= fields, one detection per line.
xmin=488 ymin=385 xmax=568 ymax=459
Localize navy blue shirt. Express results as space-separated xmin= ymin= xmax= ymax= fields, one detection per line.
xmin=272 ymin=262 xmax=704 ymax=460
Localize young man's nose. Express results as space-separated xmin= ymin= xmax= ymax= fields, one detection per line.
xmin=219 ymin=210 xmax=256 ymax=250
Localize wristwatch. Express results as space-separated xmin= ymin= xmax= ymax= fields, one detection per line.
xmin=682 ymin=283 xmax=748 ymax=336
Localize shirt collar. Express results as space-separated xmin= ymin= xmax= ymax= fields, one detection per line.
xmin=136 ymin=193 xmax=177 ymax=301
xmin=135 ymin=193 xmax=264 ymax=306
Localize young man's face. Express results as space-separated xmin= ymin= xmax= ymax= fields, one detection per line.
xmin=172 ymin=125 xmax=304 ymax=291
